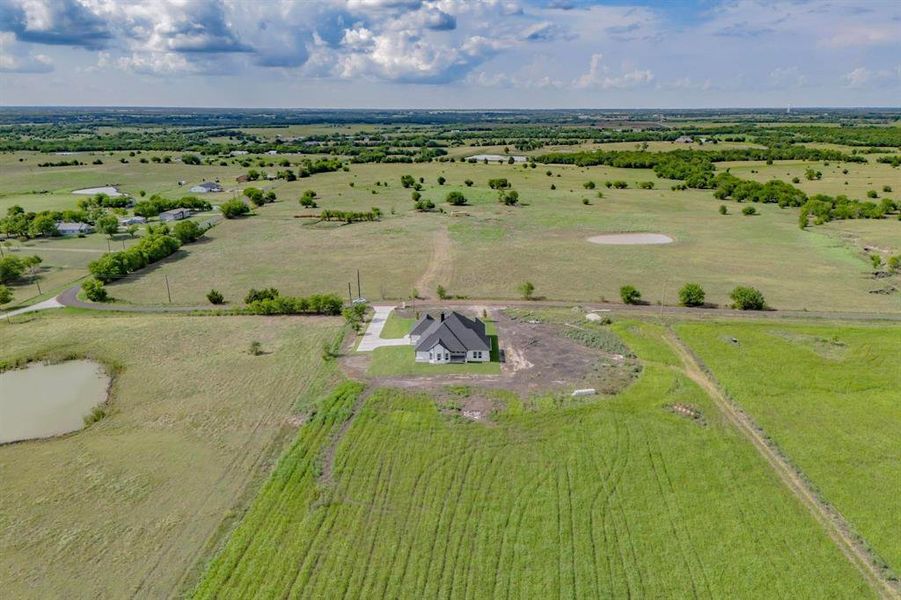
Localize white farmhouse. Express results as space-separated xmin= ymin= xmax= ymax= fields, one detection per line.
xmin=160 ymin=208 xmax=191 ymax=222
xmin=56 ymin=222 xmax=94 ymax=235
xmin=410 ymin=312 xmax=491 ymax=364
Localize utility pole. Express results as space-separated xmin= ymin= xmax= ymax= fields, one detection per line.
xmin=106 ymin=238 xmax=111 ymax=252
xmin=165 ymin=275 xmax=172 ymax=303
xmin=348 ymin=282 xmax=353 ymax=304
xmin=356 ymin=269 xmax=361 ymax=299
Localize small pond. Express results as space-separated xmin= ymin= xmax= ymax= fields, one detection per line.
xmin=0 ymin=360 xmax=110 ymax=444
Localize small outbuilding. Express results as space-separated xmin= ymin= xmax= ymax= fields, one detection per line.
xmin=189 ymin=181 xmax=223 ymax=193
xmin=160 ymin=208 xmax=191 ymax=222
xmin=119 ymin=216 xmax=146 ymax=226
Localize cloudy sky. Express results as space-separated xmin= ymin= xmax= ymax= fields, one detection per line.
xmin=0 ymin=0 xmax=899 ymax=108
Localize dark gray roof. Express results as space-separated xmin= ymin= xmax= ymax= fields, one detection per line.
xmin=410 ymin=314 xmax=435 ymax=337
xmin=413 ymin=311 xmax=490 ymax=353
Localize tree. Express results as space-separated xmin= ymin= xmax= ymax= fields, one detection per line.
xmin=97 ymin=214 xmax=119 ymax=237
xmin=0 ymin=284 xmax=12 ymax=305
xmin=126 ymin=224 xmax=140 ymax=238
xmin=181 ymin=153 xmax=201 ymax=165
xmin=464 ymin=179 xmax=473 ymax=187
xmin=245 ymin=287 xmax=279 ymax=304
xmin=620 ymin=285 xmax=641 ymax=305
xmin=400 ymin=174 xmax=415 ymax=188
xmin=437 ymin=176 xmax=446 ymax=185
xmin=244 ymin=187 xmax=265 ymax=206
xmin=742 ymin=206 xmax=757 ymax=216
xmin=446 ymin=191 xmax=467 ymax=206
xmin=28 ymin=214 xmax=58 ymax=238
xmin=518 ymin=280 xmax=535 ymax=300
xmin=220 ymin=199 xmax=251 ymax=218
xmin=0 ymin=256 xmax=25 ymax=284
xmin=81 ymin=278 xmax=108 ymax=302
xmin=207 ymin=289 xmax=225 ymax=304
xmin=583 ymin=181 xmax=596 ymax=189
xmin=411 ymin=191 xmax=422 ymax=202
xmin=730 ymin=286 xmax=766 ymax=310
xmin=719 ymin=204 xmax=728 ymax=215
xmin=436 ymin=285 xmax=448 ymax=300
xmin=498 ymin=189 xmax=519 ymax=206
xmin=488 ymin=178 xmax=510 ymax=190
xmin=888 ymin=255 xmax=900 ymax=272
xmin=679 ymin=283 xmax=705 ymax=307
xmin=173 ymin=220 xmax=203 ymax=244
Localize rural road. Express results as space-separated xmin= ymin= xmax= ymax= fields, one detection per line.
xmin=2 ymin=287 xmax=899 ymax=322
xmin=0 ymin=297 xmax=64 ymax=319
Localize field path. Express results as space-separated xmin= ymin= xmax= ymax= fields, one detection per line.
xmin=664 ymin=330 xmax=899 ymax=600
xmin=415 ymin=226 xmax=453 ymax=299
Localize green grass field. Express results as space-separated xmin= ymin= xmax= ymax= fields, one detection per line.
xmin=677 ymin=321 xmax=901 ymax=573
xmin=380 ymin=312 xmax=414 ymax=338
xmin=0 ymin=312 xmax=342 ymax=598
xmin=192 ymin=321 xmax=873 ymax=598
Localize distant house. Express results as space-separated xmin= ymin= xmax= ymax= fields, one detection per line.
xmin=160 ymin=208 xmax=191 ymax=222
xmin=56 ymin=222 xmax=94 ymax=235
xmin=674 ymin=136 xmax=694 ymax=144
xmin=410 ymin=312 xmax=491 ymax=364
xmin=230 ymin=150 xmax=249 ymax=156
xmin=119 ymin=216 xmax=146 ymax=226
xmin=189 ymin=181 xmax=223 ymax=193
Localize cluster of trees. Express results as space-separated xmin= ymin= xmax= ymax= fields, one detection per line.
xmin=498 ymin=189 xmax=519 ymax=206
xmin=877 ymin=155 xmax=901 ymax=168
xmin=712 ymin=173 xmax=808 ymax=207
xmin=1 ymin=206 xmax=77 ymax=238
xmin=0 ymin=254 xmax=41 ymax=284
xmin=220 ymin=199 xmax=251 ymax=218
xmin=133 ymin=195 xmax=211 ymax=218
xmin=243 ymin=187 xmax=276 ymax=207
xmin=488 ymin=178 xmax=510 ymax=190
xmin=300 ymin=190 xmax=318 ymax=208
xmin=242 ymin=288 xmax=343 ymax=315
xmin=298 ymin=158 xmax=344 ymax=177
xmin=78 ymin=192 xmax=131 ymax=210
xmin=319 ymin=208 xmax=381 ymax=223
xmin=88 ymin=226 xmax=185 ymax=282
xmin=37 ymin=159 xmax=84 ymax=167
xmin=400 ymin=174 xmax=424 ymax=191
xmin=800 ymin=195 xmax=897 ymax=227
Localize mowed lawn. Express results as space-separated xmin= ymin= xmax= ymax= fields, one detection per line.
xmin=0 ymin=312 xmax=342 ymax=598
xmin=192 ymin=322 xmax=873 ymax=599
xmin=677 ymin=321 xmax=901 ymax=573
xmin=92 ymin=159 xmax=900 ymax=312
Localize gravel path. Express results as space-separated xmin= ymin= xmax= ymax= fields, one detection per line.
xmin=0 ymin=297 xmax=64 ymax=319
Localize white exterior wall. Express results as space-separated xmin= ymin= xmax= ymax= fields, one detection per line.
xmin=466 ymin=350 xmax=490 ymax=362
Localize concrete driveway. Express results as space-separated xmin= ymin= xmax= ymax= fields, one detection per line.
xmin=357 ymin=305 xmax=410 ymax=352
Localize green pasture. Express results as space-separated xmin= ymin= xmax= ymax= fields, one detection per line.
xmin=193 ymin=321 xmax=873 ymax=598
xmin=0 ymin=312 xmax=342 ymax=598
xmin=677 ymin=321 xmax=901 ymax=573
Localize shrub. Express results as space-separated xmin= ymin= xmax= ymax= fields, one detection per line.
xmin=488 ymin=178 xmax=510 ymax=190
xmin=719 ymin=204 xmax=728 ymax=215
xmin=883 ymin=185 xmax=893 ymax=193
xmin=870 ymin=254 xmax=882 ymax=269
xmin=414 ymin=199 xmax=435 ymax=211
xmin=446 ymin=191 xmax=467 ymax=206
xmin=730 ymin=286 xmax=766 ymax=310
xmin=411 ymin=191 xmax=421 ymax=202
xmin=172 ymin=220 xmax=204 ymax=244
xmin=583 ymin=181 xmax=596 ymax=189
xmin=81 ymin=278 xmax=108 ymax=302
xmin=679 ymin=283 xmax=705 ymax=307
xmin=249 ymin=341 xmax=263 ymax=356
xmin=464 ymin=179 xmax=473 ymax=187
xmin=437 ymin=176 xmax=446 ymax=185
xmin=518 ymin=281 xmax=535 ymax=300
xmin=436 ymin=285 xmax=448 ymax=300
xmin=742 ymin=206 xmax=757 ymax=216
xmin=867 ymin=190 xmax=878 ymax=199
xmin=244 ymin=287 xmax=279 ymax=304
xmin=207 ymin=289 xmax=225 ymax=304
xmin=220 ymin=199 xmax=251 ymax=219
xmin=0 ymin=284 xmax=12 ymax=305
xmin=638 ymin=181 xmax=655 ymax=189
xmin=582 ymin=198 xmax=590 ymax=205
xmin=0 ymin=255 xmax=25 ymax=284
xmin=620 ymin=285 xmax=641 ymax=305
xmin=498 ymin=190 xmax=519 ymax=206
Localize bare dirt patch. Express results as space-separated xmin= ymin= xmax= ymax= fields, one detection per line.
xmin=587 ymin=232 xmax=673 ymax=245
xmin=340 ymin=309 xmax=636 ymax=399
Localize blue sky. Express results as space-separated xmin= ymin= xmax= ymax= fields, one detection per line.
xmin=0 ymin=0 xmax=898 ymax=108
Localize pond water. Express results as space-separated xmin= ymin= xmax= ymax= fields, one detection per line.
xmin=72 ymin=186 xmax=123 ymax=197
xmin=586 ymin=233 xmax=674 ymax=245
xmin=0 ymin=360 xmax=110 ymax=444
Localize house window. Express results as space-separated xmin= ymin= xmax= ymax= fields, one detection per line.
xmin=429 ymin=352 xmax=433 ymax=360
xmin=445 ymin=353 xmax=449 ymax=361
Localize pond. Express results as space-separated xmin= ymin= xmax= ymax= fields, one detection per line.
xmin=0 ymin=360 xmax=110 ymax=444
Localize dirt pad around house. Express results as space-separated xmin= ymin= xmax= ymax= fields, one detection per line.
xmin=340 ymin=308 xmax=637 ymax=399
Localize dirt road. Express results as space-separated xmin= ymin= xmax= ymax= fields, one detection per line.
xmin=414 ymin=227 xmax=453 ymax=299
